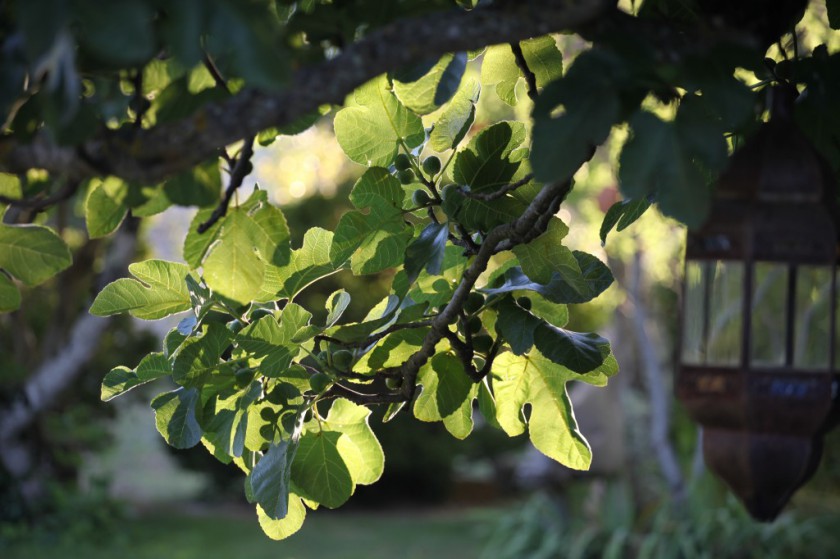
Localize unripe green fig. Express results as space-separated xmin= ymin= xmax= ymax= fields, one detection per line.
xmin=472 ymin=334 xmax=493 ymax=354
xmin=394 ymin=153 xmax=412 ymax=171
xmin=250 ymin=308 xmax=275 ymax=321
xmin=440 ymin=184 xmax=459 ymax=201
xmin=517 ymin=296 xmax=532 ymax=310
xmin=464 ymin=292 xmax=485 ymax=314
xmin=385 ymin=376 xmax=403 ymax=390
xmin=467 ymin=315 xmax=483 ymax=334
xmin=309 ymin=371 xmax=332 ymax=393
xmin=331 ymin=349 xmax=355 ymax=370
xmin=226 ymin=319 xmax=245 ymax=333
xmin=422 ymin=156 xmax=441 ymax=176
xmin=412 ymin=189 xmax=432 ymax=206
xmin=398 ymin=169 xmax=415 ymax=184
xmin=235 ymin=367 xmax=256 ymax=386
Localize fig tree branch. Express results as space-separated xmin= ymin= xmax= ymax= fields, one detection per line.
xmin=0 ymin=0 xmax=614 ymax=185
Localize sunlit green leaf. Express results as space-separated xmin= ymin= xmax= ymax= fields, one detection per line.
xmin=85 ymin=177 xmax=128 ymax=238
xmin=429 ymin=79 xmax=479 ymax=152
xmin=414 ymin=353 xmax=477 ymax=439
xmin=481 ymin=36 xmax=563 ymax=105
xmin=511 ymin=217 xmax=571 ymax=284
xmin=172 ymin=323 xmax=233 ymax=387
xmin=334 ymin=75 xmax=424 ymax=167
xmin=330 ymin=203 xmax=411 ymax=275
xmin=256 ymin=496 xmax=306 ymax=540
xmin=90 ymin=260 xmax=191 ymax=320
xmin=101 ymin=352 xmax=170 ymax=401
xmin=268 ymin=228 xmax=342 ymax=299
xmin=290 ymin=430 xmax=354 ymax=508
xmin=325 ymin=290 xmax=351 ymax=327
xmin=0 ymin=224 xmax=72 ymax=287
xmin=203 ymin=209 xmax=266 ymax=304
xmin=237 ymin=305 xmax=311 ymax=377
xmin=393 ymin=53 xmax=467 ymax=115
xmin=492 ymin=350 xmax=617 ymax=469
xmin=322 ymin=399 xmax=384 ymax=485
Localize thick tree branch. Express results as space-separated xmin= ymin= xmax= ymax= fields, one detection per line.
xmin=0 ymin=0 xmax=613 ymax=184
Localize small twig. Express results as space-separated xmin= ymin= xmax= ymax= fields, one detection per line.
xmin=314 ymin=319 xmax=434 ymax=351
xmin=196 ymin=53 xmax=254 ymax=234
xmin=448 ymin=233 xmax=477 ymax=256
xmin=510 ymin=42 xmax=539 ymax=102
xmin=441 ymin=329 xmax=483 ymax=382
xmin=325 ymin=382 xmax=408 ymax=405
xmin=455 ymin=223 xmax=480 ymax=253
xmin=461 ymin=173 xmax=534 ymax=202
xmin=0 ymin=179 xmax=81 ymax=212
xmin=398 ymin=146 xmax=597 ymax=398
xmin=197 ymin=137 xmax=255 ymax=233
xmin=131 ymin=71 xmax=147 ymax=129
xmin=203 ymin=53 xmax=232 ymax=94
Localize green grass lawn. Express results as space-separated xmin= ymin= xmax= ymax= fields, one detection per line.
xmin=2 ymin=506 xmax=501 ymax=559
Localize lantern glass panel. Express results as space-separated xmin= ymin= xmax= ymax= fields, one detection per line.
xmin=707 ymin=261 xmax=743 ymax=366
xmin=682 ymin=261 xmax=706 ymax=365
xmin=751 ymin=263 xmax=788 ymax=367
xmin=793 ymin=266 xmax=832 ymax=370
xmin=681 ymin=260 xmax=744 ymax=366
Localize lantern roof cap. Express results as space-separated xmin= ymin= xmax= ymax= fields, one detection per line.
xmin=715 ymin=85 xmax=829 ymax=204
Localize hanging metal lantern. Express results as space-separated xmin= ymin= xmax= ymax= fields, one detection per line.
xmin=677 ymin=86 xmax=840 ymax=521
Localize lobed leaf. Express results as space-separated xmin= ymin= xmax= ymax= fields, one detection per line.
xmin=414 ymin=353 xmax=477 ymax=439
xmin=322 ymin=399 xmax=384 ymax=485
xmin=491 ymin=350 xmax=617 ymax=470
xmin=334 ymin=75 xmax=424 ymax=167
xmin=90 ymin=259 xmax=191 ymax=320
